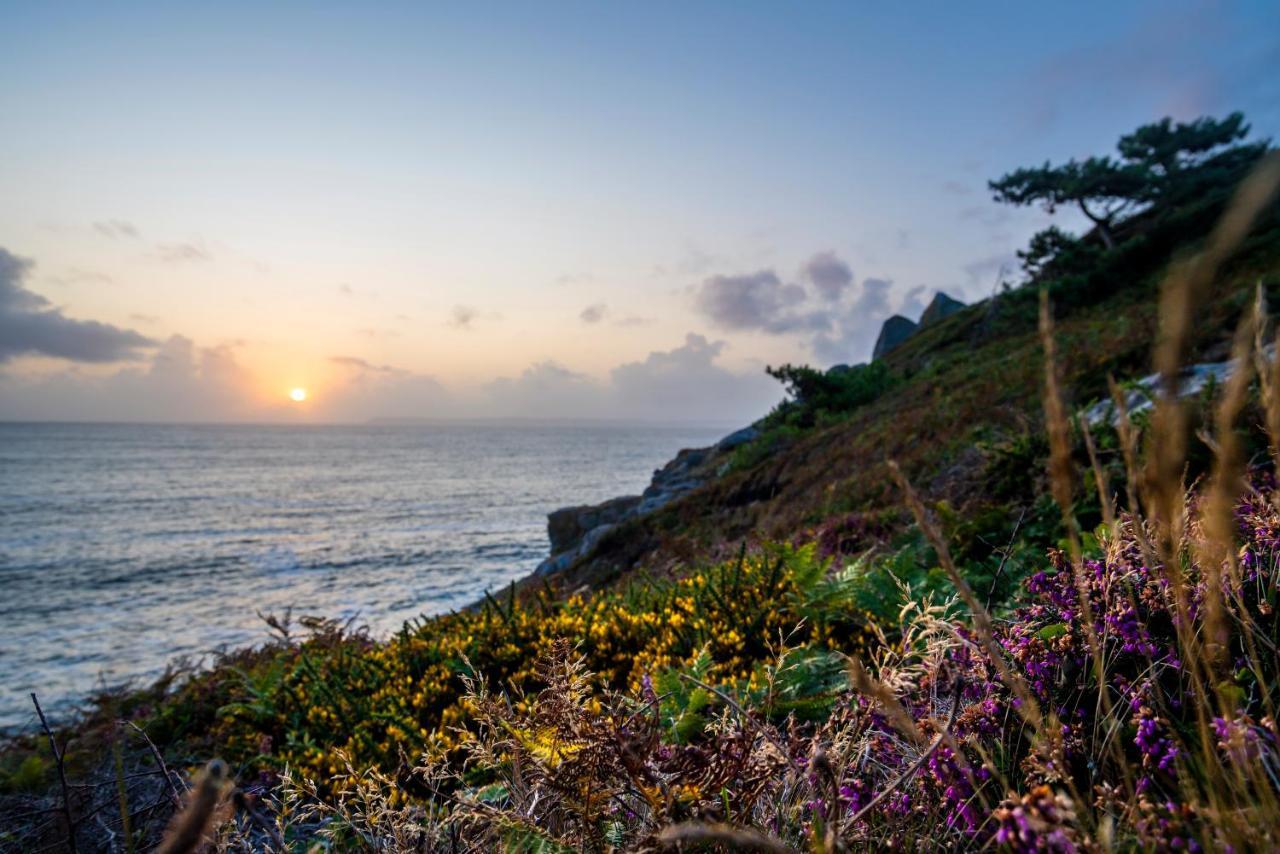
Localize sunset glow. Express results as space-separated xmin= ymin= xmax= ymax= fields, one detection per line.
xmin=0 ymin=4 xmax=1273 ymax=427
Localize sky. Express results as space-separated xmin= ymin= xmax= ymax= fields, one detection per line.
xmin=1 ymin=1 xmax=1277 ymax=425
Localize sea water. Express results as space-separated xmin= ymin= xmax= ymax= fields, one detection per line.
xmin=0 ymin=421 xmax=726 ymax=730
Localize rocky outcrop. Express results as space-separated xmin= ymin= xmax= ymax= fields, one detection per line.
xmin=533 ymin=425 xmax=761 ymax=578
xmin=872 ymin=315 xmax=918 ymax=360
xmin=1082 ymin=346 xmax=1272 ymax=426
xmin=872 ymin=291 xmax=966 ymax=359
xmin=547 ymin=496 xmax=641 ymax=554
xmin=919 ymin=291 xmax=965 ymax=327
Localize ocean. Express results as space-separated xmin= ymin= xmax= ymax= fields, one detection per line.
xmin=0 ymin=421 xmax=727 ymax=731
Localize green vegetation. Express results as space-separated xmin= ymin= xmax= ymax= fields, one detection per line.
xmin=4 ymin=113 xmax=1280 ymax=852
xmin=764 ymin=361 xmax=897 ymax=430
xmin=990 ymin=112 xmax=1262 ymax=250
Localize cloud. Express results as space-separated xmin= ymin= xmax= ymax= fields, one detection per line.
xmin=581 ymin=305 xmax=654 ymax=328
xmin=448 ymin=305 xmax=479 ymax=329
xmin=156 ymin=242 xmax=210 ymax=264
xmin=608 ymin=333 xmax=776 ymax=422
xmin=800 ymin=251 xmax=854 ymax=302
xmin=320 ymin=355 xmax=451 ymax=420
xmin=0 ymin=248 xmax=154 ymax=364
xmin=614 ymin=315 xmax=653 ymax=328
xmin=580 ymin=303 xmax=608 ymax=324
xmin=93 ymin=220 xmax=140 ymax=240
xmin=694 ymin=269 xmax=826 ymax=334
xmin=899 ymin=284 xmax=928 ymax=320
xmin=0 ymin=335 xmax=253 ymax=421
xmin=691 ymin=251 xmax=931 ymax=364
xmin=43 ymin=268 xmax=115 ymax=287
xmin=0 ymin=329 xmax=779 ymax=426
xmin=482 ymin=361 xmax=602 ymax=418
xmin=330 ymin=355 xmax=403 ymax=373
xmin=477 ymin=335 xmax=777 ymax=424
xmin=809 ymin=277 xmax=902 ymax=364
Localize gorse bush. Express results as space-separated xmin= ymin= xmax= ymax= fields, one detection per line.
xmin=135 ymin=544 xmax=876 ymax=790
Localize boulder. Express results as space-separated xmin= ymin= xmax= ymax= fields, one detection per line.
xmin=918 ymin=291 xmax=965 ymax=327
xmin=546 ymin=495 xmax=641 ymax=555
xmin=715 ymin=425 xmax=761 ymax=452
xmin=534 ymin=435 xmax=748 ymax=578
xmin=1082 ymin=345 xmax=1273 ymax=427
xmin=872 ymin=315 xmax=918 ymax=360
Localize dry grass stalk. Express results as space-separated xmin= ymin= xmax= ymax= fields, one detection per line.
xmin=156 ymin=759 xmax=227 ymax=854
xmin=1079 ymin=410 xmax=1116 ymax=534
xmin=846 ymin=656 xmax=925 ymax=748
xmin=1038 ymin=294 xmax=1109 ymax=710
xmin=657 ymin=821 xmax=799 ymax=853
xmin=1197 ymin=294 xmax=1259 ymax=673
xmin=888 ymin=459 xmax=1043 ymax=729
xmin=1145 ymin=155 xmax=1280 ymax=618
xmin=1252 ymin=282 xmax=1280 ymax=484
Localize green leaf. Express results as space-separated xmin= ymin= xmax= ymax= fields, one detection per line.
xmin=1036 ymin=623 xmax=1069 ymax=641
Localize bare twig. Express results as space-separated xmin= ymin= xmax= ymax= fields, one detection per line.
xmin=30 ymin=693 xmax=77 ymax=854
xmin=121 ymin=720 xmax=184 ymax=808
xmin=985 ymin=505 xmax=1028 ymax=609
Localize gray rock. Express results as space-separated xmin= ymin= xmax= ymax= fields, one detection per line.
xmin=716 ymin=425 xmax=761 ymax=452
xmin=872 ymin=315 xmax=918 ymax=360
xmin=1082 ymin=345 xmax=1272 ymax=427
xmin=918 ymin=292 xmax=965 ymax=327
xmin=547 ymin=495 xmax=641 ymax=555
xmin=534 ymin=433 xmax=747 ymax=578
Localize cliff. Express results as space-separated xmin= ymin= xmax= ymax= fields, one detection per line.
xmin=533 ymin=425 xmax=759 ymax=578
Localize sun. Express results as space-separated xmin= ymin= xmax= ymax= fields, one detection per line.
xmin=289 ymin=387 xmax=308 ymax=403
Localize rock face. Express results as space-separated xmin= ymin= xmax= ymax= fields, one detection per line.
xmin=871 ymin=292 xmax=968 ymax=360
xmin=1082 ymin=346 xmax=1272 ymax=427
xmin=872 ymin=315 xmax=918 ymax=359
xmin=533 ymin=424 xmax=761 ymax=577
xmin=547 ymin=496 xmax=641 ymax=554
xmin=918 ymin=291 xmax=965 ymax=328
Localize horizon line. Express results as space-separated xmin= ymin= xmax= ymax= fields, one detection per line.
xmin=0 ymin=415 xmax=748 ymax=431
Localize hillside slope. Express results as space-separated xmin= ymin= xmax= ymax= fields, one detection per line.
xmin=542 ymin=209 xmax=1280 ymax=596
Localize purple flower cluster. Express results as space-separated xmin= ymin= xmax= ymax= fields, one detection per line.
xmin=832 ymin=485 xmax=1280 ymax=847
xmin=992 ymin=786 xmax=1082 ymax=853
